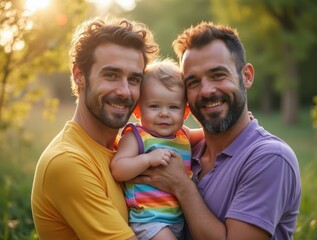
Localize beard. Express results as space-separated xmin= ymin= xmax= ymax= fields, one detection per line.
xmin=190 ymin=81 xmax=247 ymax=134
xmin=85 ymin=84 xmax=136 ymax=129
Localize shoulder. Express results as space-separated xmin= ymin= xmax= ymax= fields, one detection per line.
xmin=248 ymin=136 xmax=298 ymax=171
xmin=122 ymin=122 xmax=142 ymax=136
xmin=240 ymin=120 xmax=298 ymax=170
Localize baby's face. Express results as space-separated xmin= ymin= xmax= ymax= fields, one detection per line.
xmin=138 ymin=77 xmax=186 ymax=137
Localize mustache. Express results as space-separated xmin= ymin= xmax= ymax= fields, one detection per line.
xmin=101 ymin=96 xmax=135 ymax=107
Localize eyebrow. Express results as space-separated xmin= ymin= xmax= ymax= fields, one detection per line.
xmin=205 ymin=66 xmax=229 ymax=74
xmin=100 ymin=66 xmax=144 ymax=78
xmin=183 ymin=74 xmax=196 ymax=83
xmin=132 ymin=72 xmax=144 ymax=80
xmin=184 ymin=66 xmax=229 ymax=82
xmin=100 ymin=66 xmax=122 ymax=74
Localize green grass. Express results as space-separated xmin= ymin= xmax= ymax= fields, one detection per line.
xmin=0 ymin=105 xmax=316 ymax=239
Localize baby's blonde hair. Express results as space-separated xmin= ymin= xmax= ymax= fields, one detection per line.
xmin=143 ymin=58 xmax=183 ymax=90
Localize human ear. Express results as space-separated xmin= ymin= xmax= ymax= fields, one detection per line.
xmin=133 ymin=104 xmax=141 ymax=119
xmin=73 ymin=64 xmax=85 ymax=88
xmin=242 ymin=63 xmax=255 ymax=90
xmin=184 ymin=104 xmax=191 ymax=120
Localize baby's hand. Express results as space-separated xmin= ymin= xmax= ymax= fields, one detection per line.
xmin=147 ymin=149 xmax=173 ymax=167
xmin=248 ymin=111 xmax=254 ymax=120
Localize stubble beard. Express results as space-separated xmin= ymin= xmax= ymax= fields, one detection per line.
xmin=85 ymin=86 xmax=136 ymax=129
xmin=191 ymin=82 xmax=247 ymax=135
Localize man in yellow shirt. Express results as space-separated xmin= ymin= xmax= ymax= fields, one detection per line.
xmin=31 ymin=17 xmax=158 ymax=239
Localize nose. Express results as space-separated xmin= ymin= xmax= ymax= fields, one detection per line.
xmin=116 ymin=79 xmax=131 ymax=98
xmin=159 ymin=108 xmax=169 ymax=118
xmin=200 ymin=77 xmax=216 ymax=98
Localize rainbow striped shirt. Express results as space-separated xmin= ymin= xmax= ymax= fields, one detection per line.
xmin=121 ymin=123 xmax=192 ymax=224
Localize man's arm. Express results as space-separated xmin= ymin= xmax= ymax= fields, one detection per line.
xmin=133 ymin=152 xmax=269 ymax=240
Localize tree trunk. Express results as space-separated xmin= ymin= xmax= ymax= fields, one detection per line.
xmin=282 ymin=88 xmax=298 ymax=124
xmin=261 ymin=75 xmax=274 ymax=114
xmin=281 ymin=43 xmax=299 ymax=125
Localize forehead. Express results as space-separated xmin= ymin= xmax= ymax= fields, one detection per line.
xmin=141 ymin=77 xmax=185 ymax=100
xmin=181 ymin=40 xmax=234 ymax=75
xmin=94 ymin=43 xmax=145 ymax=73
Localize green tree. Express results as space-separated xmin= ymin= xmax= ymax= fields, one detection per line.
xmin=0 ymin=0 xmax=89 ymax=130
xmin=127 ymin=0 xmax=213 ymax=58
xmin=211 ymin=0 xmax=317 ymax=125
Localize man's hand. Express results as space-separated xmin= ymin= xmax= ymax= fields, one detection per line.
xmin=131 ymin=151 xmax=189 ymax=195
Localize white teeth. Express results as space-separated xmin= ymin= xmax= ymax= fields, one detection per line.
xmin=110 ymin=103 xmax=125 ymax=109
xmin=206 ymin=101 xmax=222 ymax=108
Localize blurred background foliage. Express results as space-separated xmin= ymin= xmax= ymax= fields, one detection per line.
xmin=1 ymin=0 xmax=317 ymax=130
xmin=0 ymin=0 xmax=316 ymax=239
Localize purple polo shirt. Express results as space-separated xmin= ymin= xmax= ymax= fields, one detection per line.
xmin=184 ymin=119 xmax=301 ymax=240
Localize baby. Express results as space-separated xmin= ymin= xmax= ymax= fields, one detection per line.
xmin=111 ymin=58 xmax=203 ymax=240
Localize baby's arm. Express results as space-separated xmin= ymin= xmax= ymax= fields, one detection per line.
xmin=111 ymin=132 xmax=173 ymax=182
xmin=183 ymin=126 xmax=204 ymax=147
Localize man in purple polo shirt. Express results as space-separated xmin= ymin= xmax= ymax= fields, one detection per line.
xmin=135 ymin=22 xmax=301 ymax=240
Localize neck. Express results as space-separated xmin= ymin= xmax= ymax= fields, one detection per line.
xmin=72 ymin=105 xmax=119 ymax=150
xmin=203 ymin=111 xmax=251 ymax=155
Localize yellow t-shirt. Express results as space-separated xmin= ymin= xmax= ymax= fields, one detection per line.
xmin=31 ymin=121 xmax=134 ymax=240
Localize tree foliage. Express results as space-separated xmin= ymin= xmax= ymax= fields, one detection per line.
xmin=211 ymin=0 xmax=317 ymax=124
xmin=127 ymin=0 xmax=317 ymax=125
xmin=0 ymin=0 xmax=89 ymax=130
xmin=126 ymin=0 xmax=213 ymax=59
xmin=1 ymin=0 xmax=316 ymax=130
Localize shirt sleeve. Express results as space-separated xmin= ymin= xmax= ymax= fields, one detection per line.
xmin=226 ymin=142 xmax=299 ymax=236
xmin=44 ymin=152 xmax=135 ymax=240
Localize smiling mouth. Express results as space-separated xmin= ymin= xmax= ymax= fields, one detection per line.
xmin=205 ymin=101 xmax=223 ymax=108
xmin=108 ymin=102 xmax=127 ymax=110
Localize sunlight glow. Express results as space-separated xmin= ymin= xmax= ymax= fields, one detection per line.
xmin=87 ymin=0 xmax=136 ymax=11
xmin=25 ymin=0 xmax=50 ymax=13
xmin=87 ymin=0 xmax=112 ymax=9
xmin=12 ymin=40 xmax=25 ymax=51
xmin=0 ymin=28 xmax=14 ymax=47
xmin=0 ymin=26 xmax=25 ymax=53
xmin=115 ymin=0 xmax=136 ymax=11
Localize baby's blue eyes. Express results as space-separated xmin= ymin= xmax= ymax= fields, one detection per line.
xmin=149 ymin=105 xmax=180 ymax=110
xmin=149 ymin=105 xmax=160 ymax=109
xmin=170 ymin=106 xmax=180 ymax=110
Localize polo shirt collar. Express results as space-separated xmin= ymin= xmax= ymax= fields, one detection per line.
xmin=192 ymin=119 xmax=258 ymax=162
